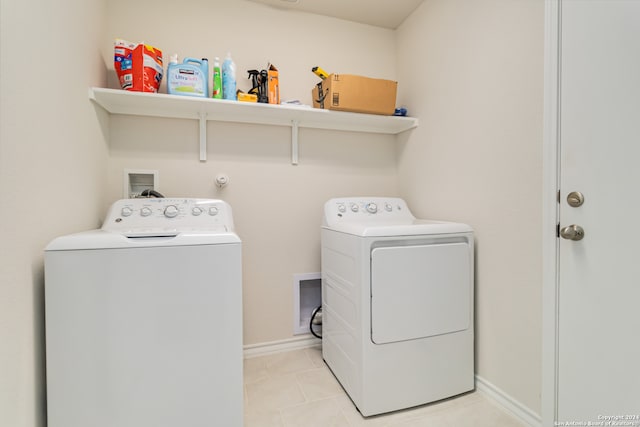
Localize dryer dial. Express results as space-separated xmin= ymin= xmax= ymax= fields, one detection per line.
xmin=350 ymin=204 xmax=359 ymax=213
xmin=121 ymin=207 xmax=133 ymax=217
xmin=140 ymin=207 xmax=152 ymax=217
xmin=366 ymin=203 xmax=378 ymax=214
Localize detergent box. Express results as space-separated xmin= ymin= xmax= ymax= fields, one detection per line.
xmin=268 ymin=64 xmax=280 ymax=105
xmin=114 ymin=39 xmax=163 ymax=93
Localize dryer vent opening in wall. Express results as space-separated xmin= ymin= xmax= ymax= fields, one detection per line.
xmin=293 ymin=273 xmax=321 ymax=335
xmin=124 ymin=169 xmax=159 ymax=198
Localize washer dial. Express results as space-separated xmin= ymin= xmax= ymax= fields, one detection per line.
xmin=163 ymin=205 xmax=179 ymax=218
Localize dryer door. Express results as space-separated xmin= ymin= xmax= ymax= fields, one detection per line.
xmin=370 ymin=242 xmax=471 ymax=344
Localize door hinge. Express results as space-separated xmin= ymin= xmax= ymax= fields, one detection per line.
xmin=556 ymin=223 xmax=560 ymax=238
xmin=557 ymin=190 xmax=561 ymax=204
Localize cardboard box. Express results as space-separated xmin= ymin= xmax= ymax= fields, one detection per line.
xmin=312 ymin=74 xmax=397 ymax=115
xmin=268 ymin=64 xmax=280 ymax=104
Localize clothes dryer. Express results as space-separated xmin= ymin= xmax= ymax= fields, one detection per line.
xmin=45 ymin=198 xmax=242 ymax=427
xmin=321 ymin=197 xmax=474 ymax=416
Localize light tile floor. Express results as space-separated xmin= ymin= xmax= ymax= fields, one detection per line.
xmin=244 ymin=346 xmax=526 ymax=427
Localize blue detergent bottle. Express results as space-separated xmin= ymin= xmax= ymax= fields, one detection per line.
xmin=222 ymin=52 xmax=237 ymax=100
xmin=167 ymin=57 xmax=209 ymax=97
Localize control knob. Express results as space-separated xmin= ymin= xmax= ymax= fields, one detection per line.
xmin=337 ymin=204 xmax=346 ymax=213
xmin=366 ymin=203 xmax=378 ymax=214
xmin=209 ymin=206 xmax=219 ymax=216
xmin=140 ymin=207 xmax=152 ymax=217
xmin=192 ymin=207 xmax=203 ymax=216
xmin=350 ymin=203 xmax=359 ymax=213
xmin=163 ymin=205 xmax=179 ymax=218
xmin=121 ymin=207 xmax=133 ymax=217
xmin=385 ymin=203 xmax=393 ymax=212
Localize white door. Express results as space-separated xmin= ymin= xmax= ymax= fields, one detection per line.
xmin=558 ymin=0 xmax=640 ymax=422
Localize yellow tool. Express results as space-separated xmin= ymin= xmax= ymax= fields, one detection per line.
xmin=312 ymin=66 xmax=329 ymax=80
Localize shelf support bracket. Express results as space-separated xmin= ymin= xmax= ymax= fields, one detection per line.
xmin=291 ymin=120 xmax=299 ymax=165
xmin=199 ymin=112 xmax=207 ymax=161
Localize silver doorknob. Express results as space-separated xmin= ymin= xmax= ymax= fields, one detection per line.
xmin=560 ymin=224 xmax=585 ymax=241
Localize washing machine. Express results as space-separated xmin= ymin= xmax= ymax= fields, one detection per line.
xmin=321 ymin=197 xmax=474 ymax=416
xmin=45 ymin=198 xmax=242 ymax=427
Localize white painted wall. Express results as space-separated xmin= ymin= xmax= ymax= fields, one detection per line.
xmin=396 ymin=0 xmax=544 ymax=416
xmin=103 ymin=0 xmax=400 ymax=344
xmin=0 ymin=0 xmax=108 ymax=425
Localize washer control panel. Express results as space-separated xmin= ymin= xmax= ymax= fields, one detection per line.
xmin=323 ymin=197 xmax=414 ymax=226
xmin=102 ymin=198 xmax=234 ymax=236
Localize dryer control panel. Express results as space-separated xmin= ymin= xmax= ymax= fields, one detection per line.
xmin=323 ymin=197 xmax=414 ymax=226
xmin=102 ymin=198 xmax=235 ymax=237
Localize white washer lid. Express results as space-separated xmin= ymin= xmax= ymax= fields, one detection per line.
xmin=45 ymin=229 xmax=241 ymax=251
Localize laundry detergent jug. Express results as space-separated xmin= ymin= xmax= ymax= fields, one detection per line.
xmin=167 ymin=57 xmax=209 ymax=97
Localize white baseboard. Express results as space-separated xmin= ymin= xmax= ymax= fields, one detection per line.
xmin=243 ymin=334 xmax=321 ymax=359
xmin=475 ymin=375 xmax=542 ymax=427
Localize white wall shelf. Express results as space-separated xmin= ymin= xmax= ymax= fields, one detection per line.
xmin=89 ymin=87 xmax=418 ymax=164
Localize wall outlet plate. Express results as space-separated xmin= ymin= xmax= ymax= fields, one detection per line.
xmin=124 ymin=169 xmax=159 ymax=198
xmin=293 ymin=272 xmax=321 ymax=335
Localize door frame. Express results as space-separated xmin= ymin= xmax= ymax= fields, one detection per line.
xmin=542 ymin=0 xmax=560 ymax=425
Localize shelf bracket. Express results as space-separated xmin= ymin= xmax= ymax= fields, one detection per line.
xmin=199 ymin=112 xmax=207 ymax=161
xmin=291 ymin=120 xmax=299 ymax=165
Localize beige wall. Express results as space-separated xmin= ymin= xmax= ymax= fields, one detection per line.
xmin=396 ymin=0 xmax=544 ymax=415
xmin=104 ymin=0 xmax=398 ymax=104
xmin=0 ymin=0 xmax=108 ymax=425
xmin=104 ymin=0 xmax=400 ymax=345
